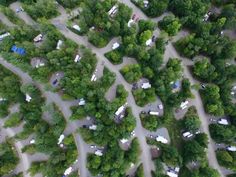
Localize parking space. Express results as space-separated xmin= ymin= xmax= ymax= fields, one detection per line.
xmin=30 ymin=57 xmax=46 ymax=68
xmin=141 ymin=96 xmax=164 ymax=116
xmin=50 ymin=71 xmax=64 ymax=88
xmin=94 ymin=60 xmax=105 ymax=80
xmin=174 ymin=98 xmax=195 ymax=120
xmin=105 ymin=80 xmax=118 ymax=102
xmin=10 ymin=2 xmax=37 ymax=26
xmin=145 ymin=127 xmax=170 ymax=144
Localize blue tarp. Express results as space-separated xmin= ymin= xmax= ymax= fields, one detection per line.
xmin=11 ymin=45 xmax=26 ymax=56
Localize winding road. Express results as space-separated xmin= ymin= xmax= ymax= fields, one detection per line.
xmin=51 ymin=8 xmax=155 ymax=177
xmin=0 ymin=0 xmax=227 ymax=176
xmin=0 ymin=57 xmax=85 ymax=177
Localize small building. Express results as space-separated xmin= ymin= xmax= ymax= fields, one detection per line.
xmin=143 ymin=0 xmax=149 ymax=8
xmin=91 ymin=74 xmax=97 ymax=82
xmin=218 ymin=118 xmax=229 ymax=125
xmin=90 ymin=26 xmax=95 ymax=31
xmin=56 ymin=40 xmax=63 ymax=50
xmin=0 ymin=98 xmax=7 ymax=102
xmin=74 ymin=54 xmax=82 ymax=63
xmin=57 ymin=134 xmax=65 ymax=145
xmin=166 ymin=167 xmax=180 ymax=177
xmin=131 ymin=130 xmax=135 ymax=137
xmin=78 ymin=98 xmax=86 ymax=106
xmin=33 ymin=34 xmax=43 ymax=43
xmin=25 ymin=94 xmax=32 ymax=102
xmin=156 ymin=135 xmax=168 ymax=144
xmin=182 ymin=131 xmax=193 ymax=138
xmin=112 ymin=42 xmax=120 ymax=50
xmin=89 ymin=125 xmax=97 ymax=130
xmin=167 ymin=170 xmax=178 ymax=177
xmin=226 ymin=146 xmax=236 ymax=152
xmin=108 ymin=5 xmax=118 ymax=16
xmin=141 ymin=82 xmax=151 ymax=89
xmin=180 ymin=100 xmax=189 ymax=110
xmin=31 ymin=58 xmax=45 ymax=68
xmin=115 ymin=103 xmax=127 ymax=116
xmin=127 ymin=19 xmax=135 ymax=27
xmin=64 ymin=167 xmax=73 ymax=176
xmin=72 ymin=24 xmax=81 ymax=32
xmin=145 ymin=39 xmax=152 ymax=46
xmin=120 ymin=138 xmax=129 ymax=144
xmin=29 ymin=139 xmax=35 ymax=144
xmin=11 ymin=45 xmax=26 ymax=56
xmin=0 ymin=32 xmax=10 ymax=41
xmin=95 ymin=150 xmax=103 ymax=156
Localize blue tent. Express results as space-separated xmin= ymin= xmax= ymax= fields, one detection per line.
xmin=172 ymin=80 xmax=180 ymax=89
xmin=11 ymin=45 xmax=26 ymax=56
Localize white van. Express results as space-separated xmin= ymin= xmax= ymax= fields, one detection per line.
xmin=149 ymin=111 xmax=159 ymax=116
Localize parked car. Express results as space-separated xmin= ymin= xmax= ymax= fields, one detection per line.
xmin=90 ymin=145 xmax=97 ymax=149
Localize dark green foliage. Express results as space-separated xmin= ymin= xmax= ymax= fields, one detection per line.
xmin=120 ymin=64 xmax=142 ymax=83
xmin=0 ymin=140 xmax=19 ymax=176
xmin=183 ymin=140 xmax=207 ymax=165
xmin=181 ymin=106 xmax=201 ymax=132
xmin=200 ymin=84 xmax=224 ymax=116
xmin=159 ymin=15 xmax=181 ymax=36
xmin=23 ymin=0 xmax=58 ymax=20
xmin=217 ymin=150 xmax=236 ymax=172
xmin=140 ymin=113 xmax=163 ymax=131
xmin=0 ymin=65 xmax=23 ymax=117
xmin=193 ymin=58 xmax=218 ymax=82
xmin=0 ymin=0 xmax=16 ymax=6
xmin=209 ymin=124 xmax=236 ymax=143
xmin=132 ymin=88 xmax=156 ymax=106
xmin=56 ymin=0 xmax=80 ymax=8
xmin=131 ymin=0 xmax=169 ymax=17
xmin=105 ymin=49 xmax=123 ymax=64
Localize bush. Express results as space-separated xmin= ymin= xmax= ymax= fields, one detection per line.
xmin=0 ymin=7 xmax=24 ymax=25
xmin=132 ymin=88 xmax=156 ymax=106
xmin=217 ymin=150 xmax=236 ymax=171
xmin=88 ymin=31 xmax=109 ymax=48
xmin=0 ymin=0 xmax=17 ymax=6
xmin=131 ymin=0 xmax=169 ymax=17
xmin=23 ymin=0 xmax=58 ymax=20
xmin=120 ymin=64 xmax=142 ymax=83
xmin=105 ymin=50 xmax=123 ymax=64
xmin=21 ymin=144 xmax=37 ymax=154
xmin=4 ymin=112 xmax=22 ymax=128
xmin=209 ymin=124 xmax=236 ymax=143
xmin=140 ymin=113 xmax=162 ymax=131
xmin=158 ymin=15 xmax=181 ymax=36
